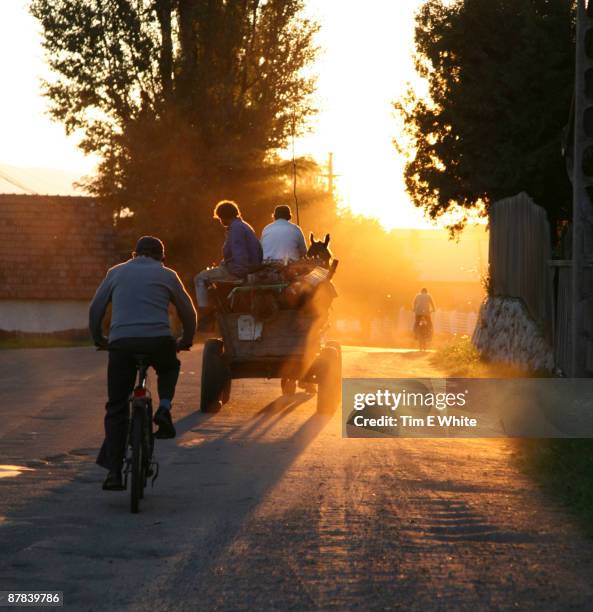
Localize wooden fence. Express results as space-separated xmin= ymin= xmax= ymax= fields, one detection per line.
xmin=489 ymin=192 xmax=575 ymax=373
xmin=489 ymin=192 xmax=554 ymax=341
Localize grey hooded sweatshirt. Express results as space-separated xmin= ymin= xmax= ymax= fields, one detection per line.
xmin=89 ymin=256 xmax=197 ymax=345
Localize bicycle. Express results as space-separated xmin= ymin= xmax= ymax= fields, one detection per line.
xmin=97 ymin=343 xmax=190 ymax=513
xmin=124 ymin=354 xmax=159 ymax=514
xmin=415 ymin=315 xmax=432 ymax=351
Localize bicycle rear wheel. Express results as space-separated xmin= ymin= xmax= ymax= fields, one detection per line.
xmin=130 ymin=408 xmax=144 ymax=514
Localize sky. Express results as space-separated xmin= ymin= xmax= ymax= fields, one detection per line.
xmin=298 ymin=0 xmax=429 ymax=228
xmin=0 ymin=0 xmax=429 ymax=228
xmin=0 ymin=1 xmax=97 ymax=177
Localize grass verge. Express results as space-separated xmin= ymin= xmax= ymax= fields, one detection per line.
xmin=429 ymin=335 xmax=524 ymax=378
xmin=434 ymin=336 xmax=593 ymax=533
xmin=0 ymin=332 xmax=92 ymax=350
xmin=513 ymin=439 xmax=593 ymax=535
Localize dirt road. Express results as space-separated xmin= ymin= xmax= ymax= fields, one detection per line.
xmin=1 ymin=345 xmax=593 ymax=610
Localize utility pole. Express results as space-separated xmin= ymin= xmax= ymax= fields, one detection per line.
xmin=571 ymin=0 xmax=593 ymax=376
xmin=321 ymin=152 xmax=339 ymax=199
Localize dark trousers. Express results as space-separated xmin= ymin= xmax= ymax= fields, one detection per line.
xmin=96 ymin=337 xmax=180 ymax=471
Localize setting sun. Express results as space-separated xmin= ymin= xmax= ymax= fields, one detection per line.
xmin=298 ymin=0 xmax=428 ymax=229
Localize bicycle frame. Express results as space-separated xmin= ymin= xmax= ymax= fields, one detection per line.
xmin=123 ymin=357 xmax=159 ymax=512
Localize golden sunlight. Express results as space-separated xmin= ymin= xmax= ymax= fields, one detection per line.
xmin=299 ymin=0 xmax=429 ymax=229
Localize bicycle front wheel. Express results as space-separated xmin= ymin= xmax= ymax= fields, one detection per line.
xmin=130 ymin=409 xmax=144 ymax=514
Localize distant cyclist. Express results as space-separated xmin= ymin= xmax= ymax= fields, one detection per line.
xmin=413 ymin=287 xmax=436 ymax=336
xmin=89 ymin=236 xmax=196 ymax=491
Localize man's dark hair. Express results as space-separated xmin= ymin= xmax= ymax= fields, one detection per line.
xmin=134 ymin=236 xmax=165 ymax=261
xmin=273 ymin=205 xmax=292 ymax=220
xmin=214 ymin=200 xmax=240 ymax=221
xmin=421 ymin=287 xmax=428 ymax=293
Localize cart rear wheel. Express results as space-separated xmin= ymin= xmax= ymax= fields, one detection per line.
xmin=221 ymin=375 xmax=232 ymax=405
xmin=325 ymin=341 xmax=342 ymax=374
xmin=325 ymin=341 xmax=342 ymax=406
xmin=200 ymin=339 xmax=229 ymax=413
xmin=316 ymin=346 xmax=341 ymax=415
xmin=281 ymin=378 xmax=297 ymax=395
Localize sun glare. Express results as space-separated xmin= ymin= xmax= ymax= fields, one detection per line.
xmin=1 ymin=0 xmax=459 ymax=231
xmin=298 ymin=0 xmax=430 ymax=230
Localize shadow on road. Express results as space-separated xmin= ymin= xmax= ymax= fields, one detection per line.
xmin=0 ymin=387 xmax=333 ymax=605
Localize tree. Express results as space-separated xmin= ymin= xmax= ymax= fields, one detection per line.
xmin=30 ymin=0 xmax=319 ymax=273
xmin=396 ymin=0 xmax=575 ymax=232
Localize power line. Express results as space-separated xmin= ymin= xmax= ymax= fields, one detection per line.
xmin=0 ymin=167 xmax=38 ymax=195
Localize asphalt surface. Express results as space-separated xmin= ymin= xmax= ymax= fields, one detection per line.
xmin=1 ymin=345 xmax=593 ymax=611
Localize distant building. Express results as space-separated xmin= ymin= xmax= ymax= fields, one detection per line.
xmin=0 ymin=194 xmax=117 ymax=334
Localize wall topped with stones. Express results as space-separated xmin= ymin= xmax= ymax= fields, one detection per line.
xmin=0 ymin=194 xmax=118 ymax=300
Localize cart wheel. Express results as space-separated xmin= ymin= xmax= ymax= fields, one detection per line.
xmin=316 ymin=346 xmax=342 ymax=415
xmin=325 ymin=341 xmax=342 ymax=405
xmin=200 ymin=339 xmax=229 ymax=413
xmin=221 ymin=374 xmax=232 ymax=405
xmin=281 ymin=378 xmax=297 ymax=395
xmin=325 ymin=341 xmax=342 ymax=375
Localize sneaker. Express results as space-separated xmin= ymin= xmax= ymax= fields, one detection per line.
xmin=102 ymin=470 xmax=124 ymax=491
xmin=154 ymin=407 xmax=176 ymax=439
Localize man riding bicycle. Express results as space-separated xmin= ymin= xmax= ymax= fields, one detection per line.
xmin=413 ymin=287 xmax=436 ymax=337
xmin=89 ymin=236 xmax=197 ymax=491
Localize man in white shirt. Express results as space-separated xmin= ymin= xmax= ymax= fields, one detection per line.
xmin=413 ymin=288 xmax=436 ymax=317
xmin=413 ymin=287 xmax=436 ymax=335
xmin=261 ymin=205 xmax=307 ymax=262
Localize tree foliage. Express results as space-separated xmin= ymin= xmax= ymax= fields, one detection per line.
xmin=31 ymin=0 xmax=319 ymax=272
xmin=397 ymin=0 xmax=575 ymax=231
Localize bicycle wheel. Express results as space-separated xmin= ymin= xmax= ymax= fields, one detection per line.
xmin=130 ymin=406 xmax=144 ymax=514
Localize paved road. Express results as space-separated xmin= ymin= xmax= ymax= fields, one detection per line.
xmin=1 ymin=345 xmax=593 ymax=610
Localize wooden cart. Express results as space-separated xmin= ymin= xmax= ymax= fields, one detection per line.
xmin=199 ymin=279 xmax=342 ymax=414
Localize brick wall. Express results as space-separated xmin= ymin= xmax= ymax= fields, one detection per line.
xmin=0 ymin=194 xmax=118 ymax=300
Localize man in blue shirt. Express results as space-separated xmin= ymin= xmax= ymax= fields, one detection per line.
xmin=194 ymin=200 xmax=262 ymax=331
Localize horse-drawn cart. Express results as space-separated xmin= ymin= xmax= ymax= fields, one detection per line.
xmin=199 ymin=262 xmax=342 ymax=414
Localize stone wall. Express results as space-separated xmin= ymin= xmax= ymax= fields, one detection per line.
xmin=472 ymin=297 xmax=554 ymax=372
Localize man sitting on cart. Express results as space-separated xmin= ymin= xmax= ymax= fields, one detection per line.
xmin=261 ymin=204 xmax=307 ymax=262
xmin=194 ymin=200 xmax=263 ymax=331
